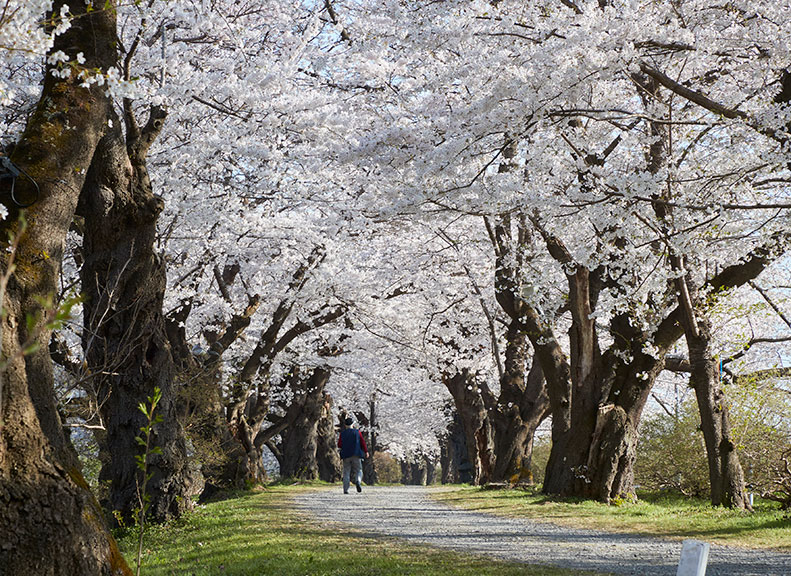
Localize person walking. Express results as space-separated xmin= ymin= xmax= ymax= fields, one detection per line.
xmin=338 ymin=416 xmax=369 ymax=494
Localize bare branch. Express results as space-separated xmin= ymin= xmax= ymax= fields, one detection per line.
xmin=750 ymin=280 xmax=791 ymax=330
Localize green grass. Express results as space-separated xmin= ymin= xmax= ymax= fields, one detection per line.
xmin=430 ymin=486 xmax=791 ymax=551
xmin=116 ymin=484 xmax=606 ymax=576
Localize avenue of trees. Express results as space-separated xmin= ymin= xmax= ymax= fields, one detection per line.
xmin=1 ymin=1 xmax=790 ymax=573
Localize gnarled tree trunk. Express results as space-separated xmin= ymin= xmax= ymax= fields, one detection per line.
xmin=279 ymin=367 xmax=331 ymax=480
xmin=165 ymin=294 xmax=257 ymax=495
xmin=580 ymin=328 xmax=663 ymax=502
xmin=443 ymin=369 xmax=495 ymax=485
xmin=541 ymin=264 xmax=604 ymax=498
xmin=80 ymin=106 xmax=199 ymax=523
xmin=0 ymin=2 xmax=132 ymax=573
xmin=491 ymin=327 xmax=549 ymax=483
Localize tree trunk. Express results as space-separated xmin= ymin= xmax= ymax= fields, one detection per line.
xmin=440 ymin=411 xmax=471 ymax=483
xmin=192 ymin=399 xmax=247 ymax=497
xmin=400 ymin=460 xmax=409 ymax=484
xmin=543 ymin=303 xmax=663 ymax=502
xmin=362 ymin=396 xmax=379 ymax=485
xmin=490 ymin=322 xmax=529 ymax=482
xmin=165 ymin=300 xmax=251 ymax=495
xmin=582 ymin=366 xmax=653 ymax=501
xmin=80 ymin=106 xmax=199 ymax=523
xmin=410 ymin=460 xmax=428 ymax=486
xmin=687 ymin=318 xmax=748 ymax=508
xmin=491 ymin=327 xmax=549 ymax=484
xmin=279 ymin=368 xmax=331 ymax=480
xmin=0 ymin=2 xmax=132 ymax=573
xmin=425 ymin=456 xmax=437 ymax=485
xmin=316 ymin=393 xmax=341 ymax=482
xmin=542 ymin=268 xmax=603 ymax=497
xmin=443 ymin=369 xmax=495 ymax=485
xmin=238 ymin=415 xmax=268 ymax=484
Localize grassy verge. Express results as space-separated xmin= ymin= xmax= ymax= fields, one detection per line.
xmin=116 ymin=484 xmax=607 ymax=576
xmin=430 ymin=486 xmax=791 ymax=551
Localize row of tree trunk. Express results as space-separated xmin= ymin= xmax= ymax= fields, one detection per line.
xmin=1 ymin=3 xmax=351 ymax=573
xmin=442 ymin=96 xmax=788 ymax=508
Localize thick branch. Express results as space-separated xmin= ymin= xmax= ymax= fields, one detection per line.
xmin=239 ymin=246 xmax=326 ymax=383
xmin=213 ymin=265 xmax=233 ymax=303
xmin=639 ymin=62 xmax=782 ymax=143
xmin=209 ymin=294 xmax=262 ymax=358
xmin=732 ymin=366 xmax=791 ymax=385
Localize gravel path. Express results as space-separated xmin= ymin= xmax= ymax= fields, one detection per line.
xmin=292 ymin=485 xmax=791 ymax=576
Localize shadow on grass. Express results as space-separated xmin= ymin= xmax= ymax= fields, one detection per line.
xmin=119 ymin=487 xmax=600 ymax=576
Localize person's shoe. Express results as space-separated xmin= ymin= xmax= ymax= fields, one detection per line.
xmin=356 ymin=483 xmax=362 ymax=493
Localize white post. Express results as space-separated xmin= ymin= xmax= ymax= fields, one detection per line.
xmin=677 ymin=539 xmax=710 ymax=576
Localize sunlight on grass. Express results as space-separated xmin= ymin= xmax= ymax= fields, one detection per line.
xmin=430 ymin=486 xmax=791 ymax=551
xmin=116 ymin=484 xmax=606 ymax=576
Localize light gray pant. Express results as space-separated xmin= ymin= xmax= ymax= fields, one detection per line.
xmin=342 ymin=457 xmax=363 ymax=492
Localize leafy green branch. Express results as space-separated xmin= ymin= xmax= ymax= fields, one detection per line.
xmin=134 ymin=386 xmax=163 ymax=576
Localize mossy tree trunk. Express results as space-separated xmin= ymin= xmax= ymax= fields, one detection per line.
xmin=0 ymin=2 xmax=132 ymax=573
xmin=165 ymin=291 xmax=259 ymax=494
xmin=490 ymin=324 xmax=549 ymax=483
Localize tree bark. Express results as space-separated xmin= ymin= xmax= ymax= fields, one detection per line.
xmin=279 ymin=368 xmax=331 ymax=480
xmin=636 ymin=72 xmax=749 ymax=509
xmin=687 ymin=316 xmax=748 ymax=508
xmin=487 ymin=214 xmax=561 ymax=487
xmin=491 ymin=325 xmax=549 ymax=483
xmin=165 ymin=295 xmax=256 ymax=494
xmin=400 ymin=459 xmax=409 ymax=484
xmin=362 ymin=396 xmax=379 ymax=485
xmin=410 ymin=460 xmax=428 ymax=486
xmin=425 ymin=456 xmax=437 ymax=485
xmin=0 ymin=2 xmax=132 ymax=573
xmin=443 ymin=369 xmax=495 ymax=485
xmin=316 ymin=393 xmax=341 ymax=482
xmin=540 ymin=263 xmax=603 ymax=497
xmin=440 ymin=409 xmax=472 ymax=483
xmin=80 ymin=106 xmax=199 ymax=523
xmin=580 ymin=316 xmax=663 ymax=501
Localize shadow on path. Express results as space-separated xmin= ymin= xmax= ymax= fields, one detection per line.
xmin=292 ymin=485 xmax=791 ymax=576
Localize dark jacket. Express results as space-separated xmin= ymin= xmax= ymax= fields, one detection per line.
xmin=338 ymin=427 xmax=368 ymax=459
